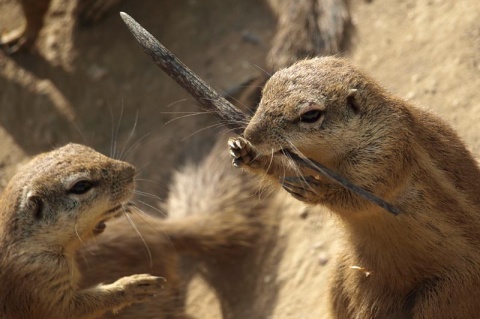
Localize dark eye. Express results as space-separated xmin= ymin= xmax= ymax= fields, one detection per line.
xmin=300 ymin=110 xmax=322 ymax=123
xmin=69 ymin=181 xmax=94 ymax=195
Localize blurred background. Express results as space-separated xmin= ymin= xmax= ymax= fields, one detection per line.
xmin=0 ymin=0 xmax=479 ymax=317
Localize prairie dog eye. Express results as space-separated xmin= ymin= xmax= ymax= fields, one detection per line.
xmin=299 ymin=101 xmax=325 ymax=124
xmin=68 ymin=180 xmax=95 ymax=195
xmin=300 ymin=110 xmax=323 ymax=123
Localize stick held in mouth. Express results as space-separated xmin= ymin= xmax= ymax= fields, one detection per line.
xmin=119 ymin=12 xmax=247 ymax=135
xmin=119 ymin=12 xmax=399 ymax=216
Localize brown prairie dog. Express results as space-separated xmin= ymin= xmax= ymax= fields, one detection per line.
xmin=77 ymin=134 xmax=266 ymax=318
xmin=229 ymin=57 xmax=480 ymax=318
xmin=0 ymin=143 xmax=164 ymax=319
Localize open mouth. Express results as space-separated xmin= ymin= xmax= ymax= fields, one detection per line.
xmin=93 ymin=202 xmax=133 ymax=235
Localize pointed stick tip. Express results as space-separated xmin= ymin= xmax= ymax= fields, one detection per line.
xmin=119 ymin=12 xmax=135 ymax=28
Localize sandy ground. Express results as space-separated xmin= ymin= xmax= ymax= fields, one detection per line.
xmin=0 ymin=0 xmax=479 ymax=318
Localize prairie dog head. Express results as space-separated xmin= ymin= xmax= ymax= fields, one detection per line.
xmin=0 ymin=144 xmax=135 ymax=248
xmin=243 ymin=57 xmax=387 ymax=163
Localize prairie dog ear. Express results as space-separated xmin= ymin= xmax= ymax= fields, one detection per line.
xmin=26 ymin=193 xmax=44 ymax=220
xmin=347 ymin=88 xmax=360 ymax=114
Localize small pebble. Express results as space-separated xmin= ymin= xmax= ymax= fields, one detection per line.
xmin=318 ymin=252 xmax=329 ymax=266
xmin=299 ymin=207 xmax=309 ymax=219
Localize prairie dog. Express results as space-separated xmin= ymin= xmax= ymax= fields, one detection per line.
xmin=76 ymin=135 xmax=267 ymax=318
xmin=229 ymin=57 xmax=480 ymax=318
xmin=0 ymin=143 xmax=164 ymax=319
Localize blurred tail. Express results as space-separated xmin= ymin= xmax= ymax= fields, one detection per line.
xmin=266 ymin=0 xmax=351 ymax=70
xmin=159 ymin=135 xmax=269 ymax=257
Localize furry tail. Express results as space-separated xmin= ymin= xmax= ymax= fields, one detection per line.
xmin=266 ymin=0 xmax=351 ymax=70
xmin=159 ymin=135 xmax=268 ymax=257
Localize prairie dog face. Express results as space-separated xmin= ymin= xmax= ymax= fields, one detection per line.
xmin=243 ymin=57 xmax=373 ymax=162
xmin=2 ymin=144 xmax=135 ymax=246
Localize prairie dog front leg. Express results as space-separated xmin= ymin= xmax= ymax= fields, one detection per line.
xmin=74 ymin=274 xmax=165 ymax=318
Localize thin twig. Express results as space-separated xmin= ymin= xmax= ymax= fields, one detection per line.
xmin=285 ymin=151 xmax=400 ymax=215
xmin=119 ymin=12 xmax=400 ymax=216
xmin=120 ymin=12 xmax=246 ymax=134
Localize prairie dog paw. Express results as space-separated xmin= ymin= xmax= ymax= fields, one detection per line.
xmin=280 ymin=176 xmax=324 ymax=204
xmin=228 ymin=136 xmax=257 ymax=168
xmin=113 ymin=274 xmax=165 ymax=302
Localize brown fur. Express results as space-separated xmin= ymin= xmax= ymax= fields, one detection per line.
xmin=78 ymin=214 xmax=188 ymax=319
xmin=0 ymin=136 xmax=267 ymax=318
xmin=79 ymin=135 xmax=274 ymax=319
xmin=0 ymin=143 xmax=165 ymax=319
xmin=229 ymin=56 xmax=480 ymax=318
xmin=163 ymin=136 xmax=279 ymax=319
xmin=266 ymin=0 xmax=350 ymax=70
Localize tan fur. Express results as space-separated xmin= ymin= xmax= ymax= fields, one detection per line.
xmin=163 ymin=136 xmax=277 ymax=319
xmin=0 ymin=144 xmax=164 ymax=319
xmin=0 ymin=138 xmax=268 ymax=318
xmin=163 ymin=137 xmax=264 ymax=254
xmin=229 ymin=57 xmax=480 ymax=318
xmin=77 ymin=135 xmax=267 ymax=319
xmin=78 ymin=214 xmax=189 ymax=319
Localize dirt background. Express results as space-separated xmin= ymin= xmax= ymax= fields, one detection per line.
xmin=0 ymin=0 xmax=479 ymax=318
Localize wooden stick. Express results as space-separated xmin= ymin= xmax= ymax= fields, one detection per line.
xmin=119 ymin=12 xmax=400 ymax=216
xmin=286 ymin=152 xmax=400 ymax=215
xmin=119 ymin=12 xmax=246 ymax=134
